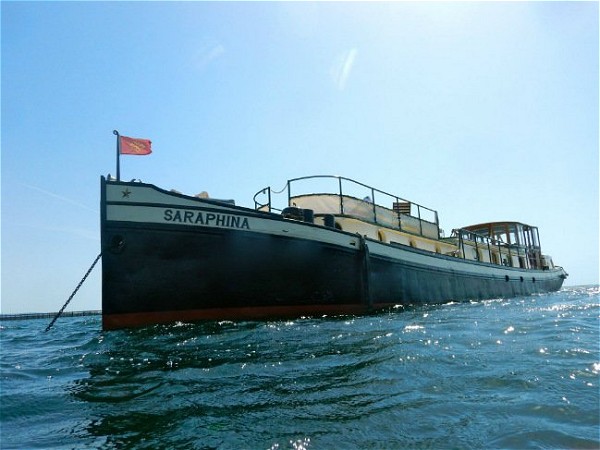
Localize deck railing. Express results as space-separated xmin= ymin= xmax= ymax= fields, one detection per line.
xmin=254 ymin=175 xmax=440 ymax=239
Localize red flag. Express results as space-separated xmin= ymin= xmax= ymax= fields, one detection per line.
xmin=119 ymin=136 xmax=152 ymax=155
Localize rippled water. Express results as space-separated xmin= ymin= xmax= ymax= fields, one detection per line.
xmin=1 ymin=286 xmax=599 ymax=449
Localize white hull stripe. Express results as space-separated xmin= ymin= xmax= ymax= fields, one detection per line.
xmin=106 ymin=202 xmax=561 ymax=282
xmin=106 ymin=203 xmax=358 ymax=249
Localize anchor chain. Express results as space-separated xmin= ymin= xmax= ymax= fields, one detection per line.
xmin=44 ymin=251 xmax=103 ymax=332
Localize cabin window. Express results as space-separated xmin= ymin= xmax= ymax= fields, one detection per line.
xmin=519 ymin=257 xmax=526 ymax=269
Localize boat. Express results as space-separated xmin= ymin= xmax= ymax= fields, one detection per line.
xmin=100 ymin=174 xmax=568 ymax=330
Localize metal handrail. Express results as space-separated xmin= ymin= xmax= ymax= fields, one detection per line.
xmin=253 ymin=175 xmax=440 ymax=237
xmin=253 ymin=187 xmax=271 ymax=212
xmin=286 ymin=175 xmax=439 ymax=221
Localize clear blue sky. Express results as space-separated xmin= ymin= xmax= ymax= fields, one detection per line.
xmin=2 ymin=2 xmax=598 ymax=314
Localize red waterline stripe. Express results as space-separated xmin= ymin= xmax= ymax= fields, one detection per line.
xmin=102 ymin=303 xmax=397 ymax=330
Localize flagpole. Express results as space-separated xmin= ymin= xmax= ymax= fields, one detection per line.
xmin=113 ymin=130 xmax=121 ymax=181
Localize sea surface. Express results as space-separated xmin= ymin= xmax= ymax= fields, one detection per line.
xmin=1 ymin=286 xmax=599 ymax=449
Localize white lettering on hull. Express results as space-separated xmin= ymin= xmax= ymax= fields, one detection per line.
xmin=163 ymin=209 xmax=250 ymax=230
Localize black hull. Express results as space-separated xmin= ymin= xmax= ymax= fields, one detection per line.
xmin=368 ymin=251 xmax=564 ymax=303
xmin=101 ymin=178 xmax=566 ymax=329
xmin=102 ymin=223 xmax=364 ymax=322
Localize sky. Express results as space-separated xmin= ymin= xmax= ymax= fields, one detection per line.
xmin=1 ymin=1 xmax=598 ymax=314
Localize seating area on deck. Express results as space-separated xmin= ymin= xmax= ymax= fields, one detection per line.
xmin=290 ymin=193 xmax=440 ymax=240
xmin=253 ymin=175 xmax=441 ymax=240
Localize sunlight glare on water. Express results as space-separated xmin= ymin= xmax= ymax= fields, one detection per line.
xmin=0 ymin=286 xmax=598 ymax=449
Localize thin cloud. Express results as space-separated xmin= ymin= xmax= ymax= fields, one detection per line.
xmin=21 ymin=183 xmax=98 ymax=213
xmin=330 ymin=48 xmax=358 ymax=91
xmin=18 ymin=222 xmax=99 ymax=241
xmin=192 ymin=41 xmax=225 ymax=72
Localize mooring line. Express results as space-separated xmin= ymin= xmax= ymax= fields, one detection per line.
xmin=44 ymin=252 xmax=102 ymax=332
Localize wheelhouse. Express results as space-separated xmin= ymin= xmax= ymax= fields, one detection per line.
xmin=456 ymin=221 xmax=554 ymax=270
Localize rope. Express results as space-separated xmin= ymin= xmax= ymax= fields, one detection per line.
xmin=44 ymin=252 xmax=102 ymax=332
xmin=270 ymin=182 xmax=289 ymax=195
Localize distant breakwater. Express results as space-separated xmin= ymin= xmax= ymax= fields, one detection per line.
xmin=0 ymin=310 xmax=101 ymax=321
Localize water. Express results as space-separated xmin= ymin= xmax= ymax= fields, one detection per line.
xmin=1 ymin=287 xmax=599 ymax=449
